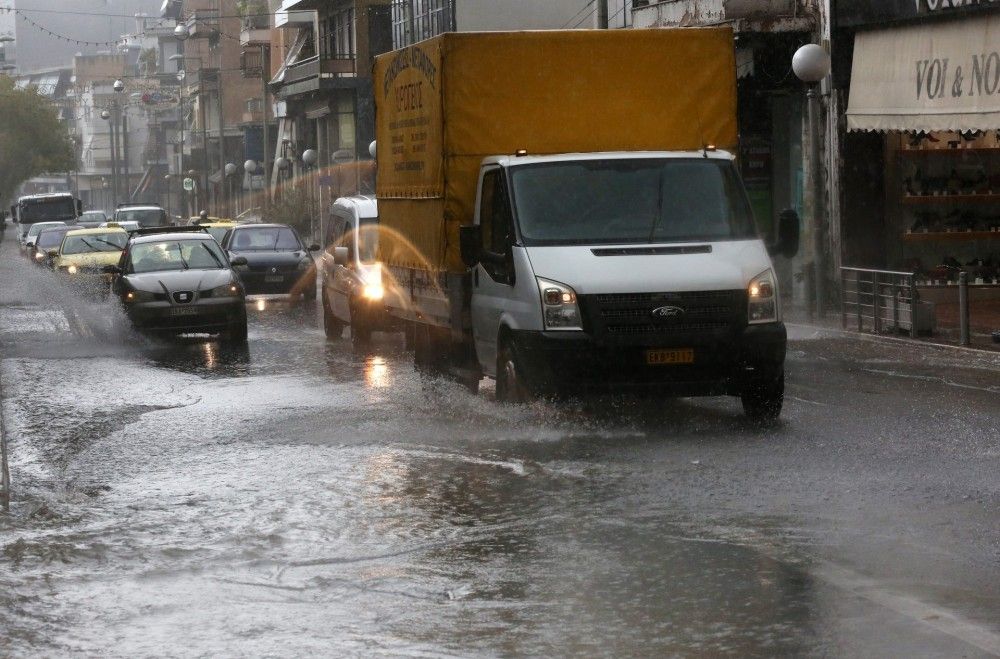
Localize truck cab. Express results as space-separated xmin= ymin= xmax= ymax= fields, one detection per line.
xmin=460 ymin=150 xmax=798 ymax=419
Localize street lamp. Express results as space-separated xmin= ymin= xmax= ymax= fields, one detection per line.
xmin=225 ymin=162 xmax=237 ymax=217
xmin=174 ymin=23 xmax=190 ymax=41
xmin=793 ymin=43 xmax=832 ymax=319
xmin=102 ymin=77 xmax=126 ymax=208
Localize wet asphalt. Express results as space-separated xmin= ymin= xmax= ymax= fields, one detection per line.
xmin=0 ymin=226 xmax=998 ymax=658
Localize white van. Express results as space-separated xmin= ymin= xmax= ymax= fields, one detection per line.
xmin=319 ymin=196 xmax=400 ymax=342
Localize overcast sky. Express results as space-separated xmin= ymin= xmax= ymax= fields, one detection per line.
xmin=14 ymin=0 xmax=163 ymax=71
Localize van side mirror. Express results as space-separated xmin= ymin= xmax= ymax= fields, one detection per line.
xmin=459 ymin=225 xmax=482 ymax=268
xmin=333 ymin=246 xmax=350 ymax=266
xmin=770 ymin=209 xmax=800 ymax=259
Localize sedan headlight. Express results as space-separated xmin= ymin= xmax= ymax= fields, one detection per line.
xmin=537 ymin=277 xmax=582 ymax=331
xmin=124 ymin=289 xmax=157 ymax=303
xmin=208 ymin=282 xmax=242 ymax=298
xmin=748 ymin=269 xmax=778 ymax=324
xmin=66 ymin=264 xmax=78 ymax=274
xmin=34 ymin=251 xmax=45 ymax=261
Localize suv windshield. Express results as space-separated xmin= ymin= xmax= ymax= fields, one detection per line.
xmin=229 ymin=227 xmax=301 ymax=251
xmin=130 ymin=239 xmax=228 ymax=273
xmin=509 ymin=158 xmax=758 ymax=246
xmin=62 ymin=232 xmax=128 ymax=254
xmin=20 ymin=200 xmax=76 ymax=223
xmin=115 ymin=208 xmax=167 ymax=227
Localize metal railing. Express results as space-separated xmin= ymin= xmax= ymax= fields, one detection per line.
xmin=840 ymin=267 xmax=919 ymax=338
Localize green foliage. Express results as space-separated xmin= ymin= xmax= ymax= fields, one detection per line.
xmin=0 ymin=77 xmax=75 ymax=202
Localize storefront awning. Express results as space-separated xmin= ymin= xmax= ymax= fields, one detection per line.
xmin=847 ymin=14 xmax=1000 ymax=132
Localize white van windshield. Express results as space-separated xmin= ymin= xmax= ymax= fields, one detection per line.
xmin=510 ymin=158 xmax=758 ymax=246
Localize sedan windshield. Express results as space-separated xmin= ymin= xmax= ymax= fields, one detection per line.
xmin=510 ymin=158 xmax=758 ymax=246
xmin=130 ymin=239 xmax=228 ymax=273
xmin=230 ymin=227 xmax=301 ymax=252
xmin=36 ymin=230 xmax=71 ymax=249
xmin=115 ymin=208 xmax=167 ymax=227
xmin=61 ymin=232 xmax=128 ymax=255
xmin=26 ymin=222 xmax=66 ymax=240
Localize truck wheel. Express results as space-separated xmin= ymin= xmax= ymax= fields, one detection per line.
xmin=741 ymin=373 xmax=784 ymax=423
xmin=322 ymin=288 xmax=344 ymax=339
xmin=496 ymin=338 xmax=532 ymax=403
xmin=413 ymin=323 xmax=447 ymax=374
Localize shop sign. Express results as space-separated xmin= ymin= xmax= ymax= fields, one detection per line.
xmin=847 ymin=13 xmax=1000 ymax=131
xmin=837 ymin=0 xmax=1000 ymax=29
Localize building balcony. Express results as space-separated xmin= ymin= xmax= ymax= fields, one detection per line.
xmin=184 ymin=9 xmax=220 ymax=40
xmin=241 ymin=49 xmax=265 ymax=78
xmin=276 ymin=54 xmax=360 ymax=98
xmin=632 ymin=0 xmax=813 ymax=32
xmin=240 ymin=9 xmax=271 ymax=45
xmin=275 ymin=0 xmax=316 ymax=29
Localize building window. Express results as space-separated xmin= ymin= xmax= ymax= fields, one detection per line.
xmin=391 ymin=0 xmax=454 ymax=48
xmin=323 ymin=7 xmax=356 ymax=59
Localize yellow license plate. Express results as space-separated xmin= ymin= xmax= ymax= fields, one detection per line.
xmin=646 ymin=349 xmax=695 ymax=365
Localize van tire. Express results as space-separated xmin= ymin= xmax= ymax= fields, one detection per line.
xmin=322 ymin=287 xmax=344 ymax=339
xmin=496 ymin=338 xmax=532 ymax=403
xmin=741 ymin=373 xmax=784 ymax=423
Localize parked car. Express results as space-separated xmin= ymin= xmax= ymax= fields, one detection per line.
xmin=53 ymin=227 xmax=129 ymax=293
xmin=219 ymin=224 xmax=319 ymax=299
xmin=77 ymin=210 xmax=109 ymax=228
xmin=113 ymin=204 xmax=169 ymax=228
xmin=320 ymin=196 xmax=398 ymax=342
xmin=106 ymin=227 xmax=248 ymax=343
xmin=30 ymin=226 xmax=74 ymax=267
xmin=21 ymin=221 xmax=67 ymax=256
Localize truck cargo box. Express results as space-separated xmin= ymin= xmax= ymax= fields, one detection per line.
xmin=374 ymin=28 xmax=738 ymax=274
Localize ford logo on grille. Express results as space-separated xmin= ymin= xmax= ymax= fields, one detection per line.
xmin=651 ymin=305 xmax=685 ymax=319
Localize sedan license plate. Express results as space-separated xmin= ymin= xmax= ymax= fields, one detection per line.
xmin=646 ymin=349 xmax=695 ymax=365
xmin=264 ymin=275 xmax=284 ymax=283
xmin=169 ymin=306 xmax=201 ymax=317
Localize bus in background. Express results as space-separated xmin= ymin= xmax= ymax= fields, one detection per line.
xmin=12 ymin=192 xmax=82 ymax=245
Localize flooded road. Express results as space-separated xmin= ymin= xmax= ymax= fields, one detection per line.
xmin=1 ymin=231 xmax=999 ymax=657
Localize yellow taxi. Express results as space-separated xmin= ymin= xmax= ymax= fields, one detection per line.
xmin=194 ymin=220 xmax=237 ymax=243
xmin=53 ymin=226 xmax=129 ymax=292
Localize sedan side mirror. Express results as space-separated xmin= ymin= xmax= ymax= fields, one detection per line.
xmin=230 ymin=256 xmax=248 ymax=267
xmin=333 ymin=246 xmax=350 ymax=266
xmin=308 ymin=243 xmax=321 ymax=252
xmin=102 ymin=265 xmax=121 ymax=275
xmin=770 ymin=209 xmax=800 ymax=259
xmin=459 ymin=225 xmax=482 ymax=268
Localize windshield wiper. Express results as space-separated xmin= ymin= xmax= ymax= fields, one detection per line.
xmin=94 ymin=238 xmax=123 ymax=250
xmin=174 ymin=243 xmax=190 ymax=270
xmin=79 ymin=238 xmax=101 ymax=252
xmin=647 ymin=168 xmax=666 ymax=242
xmin=198 ymin=242 xmax=225 ymax=269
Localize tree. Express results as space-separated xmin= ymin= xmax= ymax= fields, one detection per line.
xmin=0 ymin=77 xmax=76 ymax=204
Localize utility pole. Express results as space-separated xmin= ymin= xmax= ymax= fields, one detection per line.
xmin=122 ymin=112 xmax=130 ymax=202
xmin=216 ymin=68 xmax=226 ymax=217
xmin=597 ymin=0 xmax=609 ymax=29
xmin=261 ymin=44 xmax=271 ymax=202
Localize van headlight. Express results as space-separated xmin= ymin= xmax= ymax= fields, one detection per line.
xmin=537 ymin=277 xmax=582 ymax=331
xmin=748 ymin=269 xmax=777 ymax=324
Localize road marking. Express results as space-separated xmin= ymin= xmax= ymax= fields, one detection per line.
xmin=813 ymin=561 xmax=1000 ymax=656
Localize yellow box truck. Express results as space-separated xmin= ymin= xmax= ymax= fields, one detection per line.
xmin=364 ymin=28 xmax=798 ymax=419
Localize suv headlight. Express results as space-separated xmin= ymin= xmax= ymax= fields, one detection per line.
xmin=748 ymin=269 xmax=778 ymax=324
xmin=537 ymin=277 xmax=582 ymax=331
xmin=209 ymin=282 xmax=241 ymax=298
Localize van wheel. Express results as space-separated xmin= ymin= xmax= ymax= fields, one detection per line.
xmin=741 ymin=373 xmax=784 ymax=423
xmin=496 ymin=338 xmax=532 ymax=403
xmin=350 ymin=299 xmax=372 ymax=345
xmin=322 ymin=287 xmax=344 ymax=339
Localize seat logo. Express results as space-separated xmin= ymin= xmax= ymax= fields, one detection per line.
xmin=651 ymin=305 xmax=685 ymax=319
xmin=270 ymin=267 xmax=278 ymax=274
xmin=174 ymin=291 xmax=192 ymax=303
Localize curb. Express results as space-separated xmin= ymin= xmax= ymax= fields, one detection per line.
xmin=786 ymin=321 xmax=1000 ymax=357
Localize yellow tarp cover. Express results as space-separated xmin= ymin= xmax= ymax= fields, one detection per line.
xmin=374 ymin=28 xmax=738 ymax=273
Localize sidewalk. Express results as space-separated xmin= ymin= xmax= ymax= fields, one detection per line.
xmin=785 ymin=305 xmax=1000 ymax=353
